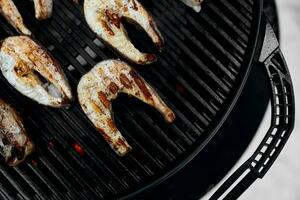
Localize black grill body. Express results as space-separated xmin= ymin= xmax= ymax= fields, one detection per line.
xmin=130 ymin=2 xmax=280 ymax=199
xmin=0 ymin=0 xmax=294 ymax=199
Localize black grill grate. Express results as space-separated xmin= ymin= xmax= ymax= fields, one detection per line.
xmin=0 ymin=0 xmax=255 ymax=199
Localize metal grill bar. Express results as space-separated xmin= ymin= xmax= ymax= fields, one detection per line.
xmin=0 ymin=0 xmax=254 ymax=199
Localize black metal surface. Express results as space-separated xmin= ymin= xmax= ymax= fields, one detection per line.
xmin=130 ymin=2 xmax=280 ymax=199
xmin=210 ymin=17 xmax=295 ymax=200
xmin=0 ymin=0 xmax=262 ymax=199
xmin=128 ymin=61 xmax=271 ymax=200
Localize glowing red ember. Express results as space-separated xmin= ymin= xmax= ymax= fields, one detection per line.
xmin=31 ymin=159 xmax=38 ymax=166
xmin=72 ymin=143 xmax=85 ymax=156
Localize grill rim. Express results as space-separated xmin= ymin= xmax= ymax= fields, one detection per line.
xmin=119 ymin=0 xmax=263 ymax=199
xmin=0 ymin=0 xmax=263 ymax=199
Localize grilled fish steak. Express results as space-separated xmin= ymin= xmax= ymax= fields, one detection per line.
xmin=0 ymin=0 xmax=32 ymax=35
xmin=0 ymin=99 xmax=34 ymax=166
xmin=84 ymin=0 xmax=164 ymax=65
xmin=0 ymin=36 xmax=73 ymax=107
xmin=78 ymin=60 xmax=175 ymax=156
xmin=33 ymin=0 xmax=53 ymax=20
xmin=0 ymin=0 xmax=53 ymax=35
xmin=180 ymin=0 xmax=203 ymax=12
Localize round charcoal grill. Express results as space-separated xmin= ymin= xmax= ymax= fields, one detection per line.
xmin=0 ymin=0 xmax=295 ymax=199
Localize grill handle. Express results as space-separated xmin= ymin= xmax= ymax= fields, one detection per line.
xmin=209 ymin=17 xmax=295 ymax=200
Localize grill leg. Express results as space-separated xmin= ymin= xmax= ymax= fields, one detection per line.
xmin=209 ymin=17 xmax=295 ymax=200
